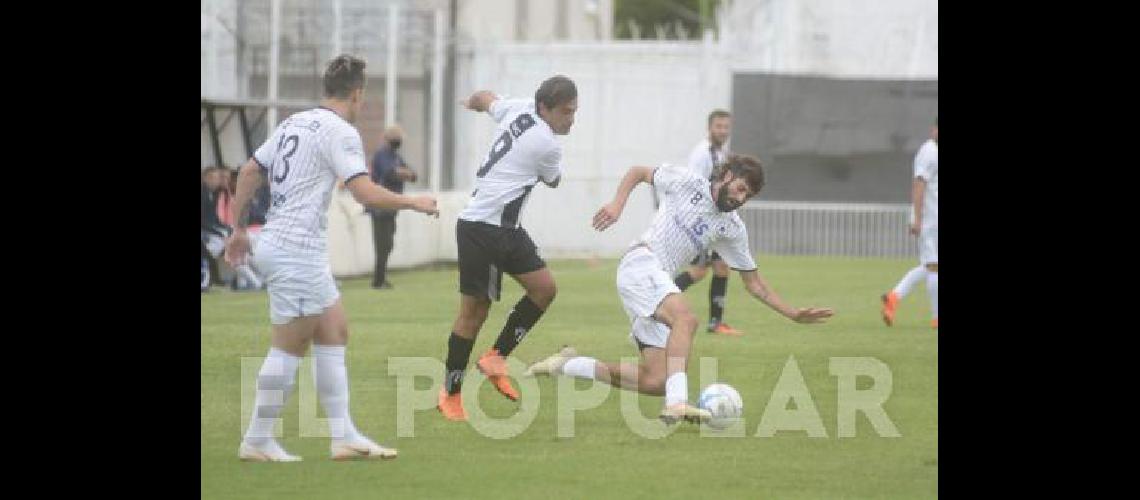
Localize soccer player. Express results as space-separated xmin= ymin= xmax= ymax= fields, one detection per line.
xmin=526 ymin=155 xmax=833 ymax=423
xmin=437 ymin=76 xmax=578 ymax=421
xmin=881 ymin=119 xmax=938 ymax=329
xmin=672 ymin=110 xmax=743 ymax=336
xmin=226 ymin=55 xmax=439 ymax=462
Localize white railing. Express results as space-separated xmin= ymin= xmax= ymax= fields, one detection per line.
xmin=738 ymin=201 xmax=918 ymax=257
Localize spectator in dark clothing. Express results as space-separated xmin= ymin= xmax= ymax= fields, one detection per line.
xmin=202 ymin=167 xmax=229 ymax=291
xmin=368 ymin=125 xmax=418 ymax=289
xmin=202 ymin=166 xmax=263 ymax=291
xmin=202 ymin=167 xmax=229 ymax=236
xmin=219 ymin=168 xmax=270 ymax=229
xmin=249 ymin=182 xmax=271 ymax=226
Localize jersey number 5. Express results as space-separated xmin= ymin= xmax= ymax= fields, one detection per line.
xmin=273 ymin=134 xmax=299 ymax=183
xmin=476 ymin=113 xmax=536 ymax=178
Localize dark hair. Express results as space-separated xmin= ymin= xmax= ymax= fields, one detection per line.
xmin=323 ymin=55 xmax=367 ymax=99
xmin=713 ymin=154 xmax=765 ymax=194
xmin=708 ymin=109 xmax=731 ymax=127
xmin=535 ymin=75 xmax=577 ymax=112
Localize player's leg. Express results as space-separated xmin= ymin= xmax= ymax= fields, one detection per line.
xmin=530 ymin=302 xmax=705 ymax=420
xmin=438 ymin=294 xmax=491 ymax=421
xmin=239 ymin=315 xmax=317 ymax=462
xmin=652 ymin=293 xmax=710 ymax=423
xmin=239 ymin=244 xmax=328 ymax=461
xmin=926 ymin=262 xmax=938 ymax=328
xmin=478 ymin=228 xmax=556 ymax=401
xmin=371 ymin=214 xmax=396 ymax=289
xmin=439 ymin=221 xmax=498 ymax=420
xmin=707 ymin=255 xmax=742 ymax=335
xmin=893 ymin=265 xmax=928 ymax=299
xmin=922 ymin=227 xmax=938 ymax=329
xmin=487 ymin=266 xmax=555 ymax=356
xmin=881 ymin=265 xmax=927 ymax=326
xmin=528 ymin=248 xmax=670 ymax=393
xmin=313 ymin=300 xmax=397 ymax=460
xmin=534 ymin=342 xmax=667 ymax=393
xmin=369 ymin=213 xmax=387 ymax=288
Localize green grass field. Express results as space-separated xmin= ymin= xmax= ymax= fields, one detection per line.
xmin=201 ymin=255 xmax=937 ymax=499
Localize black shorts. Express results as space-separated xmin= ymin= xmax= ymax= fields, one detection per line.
xmin=457 ymin=219 xmax=546 ymax=301
xmin=689 ymin=250 xmax=723 ymax=267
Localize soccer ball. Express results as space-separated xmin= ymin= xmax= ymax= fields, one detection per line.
xmin=697 ymin=383 xmax=743 ymax=430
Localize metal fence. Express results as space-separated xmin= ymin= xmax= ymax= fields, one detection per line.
xmin=739 ymin=201 xmax=918 ymax=257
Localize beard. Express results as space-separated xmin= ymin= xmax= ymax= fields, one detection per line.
xmin=715 ymin=184 xmax=741 ymax=212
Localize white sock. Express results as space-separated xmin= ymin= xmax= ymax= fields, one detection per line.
xmin=893 ymin=265 xmax=927 ymax=298
xmin=243 ymin=347 xmax=301 ymax=446
xmin=312 ymin=344 xmax=363 ymax=444
xmin=927 ymin=271 xmax=938 ymax=319
xmin=665 ymin=372 xmax=688 ymax=406
xmin=561 ymin=357 xmax=597 ymax=379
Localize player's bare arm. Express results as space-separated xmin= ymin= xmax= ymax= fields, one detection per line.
xmin=461 ymin=90 xmax=498 ymax=112
xmin=345 ymin=175 xmax=439 ymax=217
xmin=224 ymin=158 xmax=265 ymax=267
xmin=739 ymin=269 xmax=834 ymax=324
xmin=910 ymin=177 xmax=926 ymax=235
xmin=593 ymin=165 xmax=655 ymax=231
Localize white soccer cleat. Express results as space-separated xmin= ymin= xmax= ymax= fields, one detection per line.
xmin=524 ymin=345 xmax=578 ymax=377
xmin=658 ymin=403 xmax=713 ymax=425
xmin=331 ymin=437 xmax=398 ymax=461
xmin=239 ymin=440 xmax=302 ymax=462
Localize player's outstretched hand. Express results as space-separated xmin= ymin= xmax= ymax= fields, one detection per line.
xmin=908 ymin=222 xmax=920 ymax=236
xmin=411 ymin=195 xmax=440 ymax=218
xmin=788 ymin=307 xmax=834 ymax=324
xmin=460 ymin=91 xmax=495 ymax=112
xmin=224 ymin=232 xmax=251 ymax=268
xmin=593 ymin=202 xmax=623 ymax=231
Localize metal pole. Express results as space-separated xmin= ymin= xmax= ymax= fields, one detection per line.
xmin=267 ymin=0 xmax=281 ymax=130
xmin=386 ymin=2 xmax=399 ymax=128
xmin=238 ymin=107 xmax=254 ymax=158
xmin=206 ymin=0 xmax=218 ymax=97
xmin=333 ymin=0 xmax=342 ymax=56
xmin=206 ymin=105 xmax=225 ymax=168
xmin=430 ymin=8 xmax=444 ymax=193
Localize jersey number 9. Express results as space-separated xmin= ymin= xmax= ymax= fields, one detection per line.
xmin=476 ymin=113 xmax=536 ymax=178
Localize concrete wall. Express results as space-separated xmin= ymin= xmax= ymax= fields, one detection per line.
xmin=721 ymin=0 xmax=938 ymax=78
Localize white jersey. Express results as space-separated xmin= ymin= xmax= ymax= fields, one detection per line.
xmin=686 ymin=138 xmax=728 ymax=180
xmin=252 ymin=107 xmax=368 ymax=256
xmin=459 ymin=97 xmax=563 ymax=228
xmin=633 ymin=164 xmax=757 ymax=277
xmin=913 ymin=139 xmax=938 ymax=230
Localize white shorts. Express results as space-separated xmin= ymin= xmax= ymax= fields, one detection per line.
xmin=920 ymin=226 xmax=938 ymax=265
xmin=253 ymin=239 xmax=339 ymax=325
xmin=616 ymin=247 xmax=681 ymax=349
